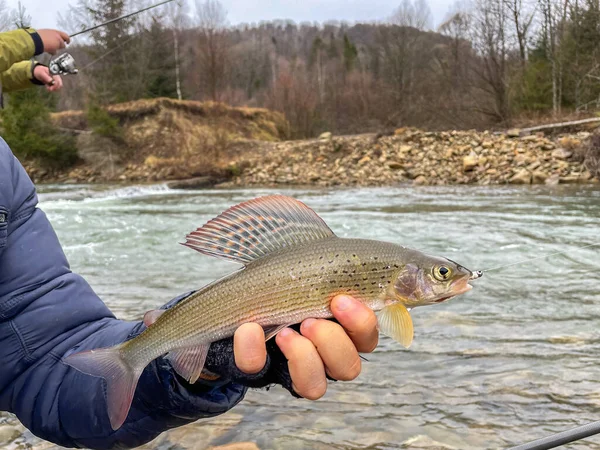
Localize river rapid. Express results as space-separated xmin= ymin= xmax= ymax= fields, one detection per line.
xmin=1 ymin=184 xmax=599 ymax=450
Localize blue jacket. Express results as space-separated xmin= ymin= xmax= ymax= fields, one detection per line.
xmin=0 ymin=138 xmax=247 ymax=449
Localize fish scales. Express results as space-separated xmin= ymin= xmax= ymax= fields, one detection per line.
xmin=123 ymin=237 xmax=411 ymax=365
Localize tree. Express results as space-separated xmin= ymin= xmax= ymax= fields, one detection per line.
xmin=390 ymin=0 xmax=433 ymax=30
xmin=194 ymin=0 xmax=229 ymax=101
xmin=1 ymin=4 xmax=77 ymax=167
xmin=0 ymin=0 xmax=12 ymax=31
xmin=61 ymin=0 xmax=146 ymax=104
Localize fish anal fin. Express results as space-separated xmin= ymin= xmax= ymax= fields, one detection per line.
xmin=183 ymin=195 xmax=335 ymax=265
xmin=64 ymin=345 xmax=142 ymax=430
xmin=377 ymin=303 xmax=414 ymax=348
xmin=166 ymin=344 xmax=210 ymax=384
xmin=263 ymin=323 xmax=293 ymax=341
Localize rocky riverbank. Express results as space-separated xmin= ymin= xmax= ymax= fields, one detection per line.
xmin=221 ymin=128 xmax=598 ymax=188
xmin=22 ymin=98 xmax=599 ymax=187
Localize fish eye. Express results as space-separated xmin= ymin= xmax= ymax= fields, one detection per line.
xmin=434 ymin=265 xmax=452 ymax=281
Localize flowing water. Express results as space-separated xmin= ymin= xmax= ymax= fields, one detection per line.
xmin=1 ymin=184 xmax=600 ymax=450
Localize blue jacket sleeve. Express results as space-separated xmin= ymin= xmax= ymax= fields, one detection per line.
xmin=0 ymin=138 xmax=246 ymax=449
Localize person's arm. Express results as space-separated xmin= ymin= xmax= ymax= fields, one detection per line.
xmin=0 ymin=59 xmax=39 ymax=92
xmin=0 ymin=28 xmax=69 ymax=92
xmin=0 ymin=138 xmax=247 ymax=449
xmin=0 ymin=28 xmax=42 ymax=73
xmin=0 ymin=136 xmax=378 ymax=449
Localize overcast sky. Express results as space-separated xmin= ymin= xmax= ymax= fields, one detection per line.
xmin=7 ymin=0 xmax=456 ymax=33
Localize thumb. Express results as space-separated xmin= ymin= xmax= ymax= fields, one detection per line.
xmin=143 ymin=309 xmax=165 ymax=327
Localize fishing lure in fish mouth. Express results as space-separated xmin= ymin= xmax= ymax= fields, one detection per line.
xmin=64 ymin=194 xmax=480 ymax=430
xmin=470 ymin=270 xmax=484 ymax=280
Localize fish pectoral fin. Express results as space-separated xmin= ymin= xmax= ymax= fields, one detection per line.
xmin=166 ymin=344 xmax=210 ymax=385
xmin=182 ymin=195 xmax=335 ymax=265
xmin=143 ymin=309 xmax=164 ymax=327
xmin=263 ymin=323 xmax=294 ymax=341
xmin=377 ymin=303 xmax=414 ymax=349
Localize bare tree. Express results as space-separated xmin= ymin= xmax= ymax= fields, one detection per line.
xmin=468 ymin=0 xmax=512 ymax=122
xmin=505 ymin=0 xmax=537 ymax=66
xmin=11 ymin=1 xmax=31 ymax=29
xmin=390 ymin=0 xmax=433 ymax=30
xmin=194 ymin=0 xmax=229 ymax=101
xmin=539 ymin=0 xmax=569 ymax=116
xmin=0 ymin=0 xmax=11 ymax=31
xmin=166 ymin=0 xmax=190 ymax=100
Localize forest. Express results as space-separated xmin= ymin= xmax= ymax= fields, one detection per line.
xmin=1 ymin=0 xmax=600 ymax=142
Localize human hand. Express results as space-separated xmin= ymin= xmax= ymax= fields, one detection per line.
xmin=33 ymin=65 xmax=63 ymax=92
xmin=144 ymin=294 xmax=378 ymax=399
xmin=36 ymin=29 xmax=70 ymax=54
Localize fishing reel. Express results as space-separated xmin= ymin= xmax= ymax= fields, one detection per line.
xmin=49 ymin=53 xmax=79 ymax=76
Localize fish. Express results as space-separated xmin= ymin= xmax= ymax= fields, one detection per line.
xmin=64 ymin=194 xmax=480 ymax=430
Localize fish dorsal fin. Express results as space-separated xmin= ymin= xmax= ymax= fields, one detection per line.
xmin=183 ymin=195 xmax=335 ymax=264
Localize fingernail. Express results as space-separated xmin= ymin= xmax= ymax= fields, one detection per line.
xmin=302 ymin=318 xmax=317 ymax=330
xmin=335 ymin=295 xmax=354 ymax=311
xmin=279 ymin=328 xmax=293 ymax=338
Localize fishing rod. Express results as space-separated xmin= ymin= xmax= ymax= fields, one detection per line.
xmin=508 ymin=420 xmax=600 ymax=450
xmin=48 ymin=0 xmax=175 ymax=77
xmin=69 ymin=0 xmax=175 ymax=38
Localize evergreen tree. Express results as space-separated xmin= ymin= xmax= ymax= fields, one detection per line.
xmin=1 ymin=90 xmax=78 ymax=167
xmin=342 ymin=34 xmax=358 ymax=72
xmin=144 ymin=18 xmax=178 ymax=98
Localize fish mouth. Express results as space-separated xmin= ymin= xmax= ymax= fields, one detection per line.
xmin=433 ymin=279 xmax=473 ymax=303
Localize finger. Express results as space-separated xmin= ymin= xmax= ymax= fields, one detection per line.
xmin=300 ymin=318 xmax=361 ymax=381
xmin=58 ymin=30 xmax=71 ymax=44
xmin=50 ymin=76 xmax=63 ymax=91
xmin=276 ymin=328 xmax=327 ymax=400
xmin=36 ymin=70 xmax=53 ymax=85
xmin=330 ymin=295 xmax=379 ymax=353
xmin=143 ymin=309 xmax=165 ymax=327
xmin=233 ymin=323 xmax=267 ymax=374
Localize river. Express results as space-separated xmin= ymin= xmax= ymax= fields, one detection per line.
xmin=1 ymin=184 xmax=599 ymax=450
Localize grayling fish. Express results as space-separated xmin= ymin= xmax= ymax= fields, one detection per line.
xmin=65 ymin=195 xmax=480 ymax=430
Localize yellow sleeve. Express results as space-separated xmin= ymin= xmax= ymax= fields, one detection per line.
xmin=0 ymin=28 xmax=41 ymax=73
xmin=0 ymin=60 xmax=36 ymax=92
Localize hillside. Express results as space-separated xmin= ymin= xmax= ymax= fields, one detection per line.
xmin=24 ymin=98 xmax=289 ymax=183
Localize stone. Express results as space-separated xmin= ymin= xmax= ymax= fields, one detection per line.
xmin=532 ymin=170 xmax=548 ymax=184
xmin=552 ymin=148 xmax=573 ymax=160
xmin=388 ymin=162 xmax=404 ymax=170
xmin=413 ymin=175 xmax=428 ymax=185
xmin=521 ymin=134 xmax=539 ymax=142
xmin=560 ymin=175 xmax=583 ymax=184
xmin=318 ymin=131 xmax=332 ymax=140
xmin=463 ymin=151 xmax=478 ymax=172
xmin=507 ymin=128 xmax=521 ymax=137
xmin=509 ymin=169 xmax=531 ymax=184
xmin=0 ymin=426 xmax=21 ymax=446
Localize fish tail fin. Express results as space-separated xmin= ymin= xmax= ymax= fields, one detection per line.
xmin=64 ymin=345 xmax=142 ymax=430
